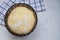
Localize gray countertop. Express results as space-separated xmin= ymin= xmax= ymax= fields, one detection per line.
xmin=0 ymin=0 xmax=60 ymax=40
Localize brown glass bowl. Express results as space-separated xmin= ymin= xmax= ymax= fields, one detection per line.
xmin=4 ymin=3 xmax=37 ymax=37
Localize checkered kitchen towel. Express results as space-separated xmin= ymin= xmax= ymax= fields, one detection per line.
xmin=0 ymin=0 xmax=45 ymax=26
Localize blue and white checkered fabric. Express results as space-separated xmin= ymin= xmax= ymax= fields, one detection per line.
xmin=0 ymin=0 xmax=45 ymax=26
